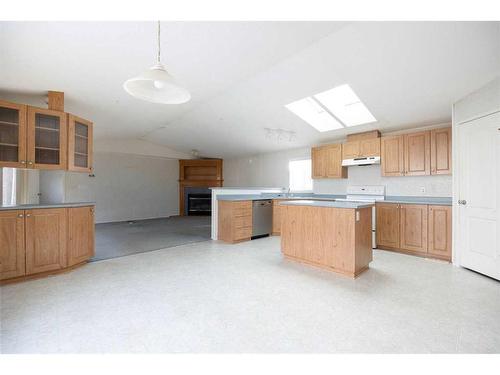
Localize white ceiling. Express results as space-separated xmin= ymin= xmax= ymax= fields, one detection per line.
xmin=1 ymin=21 xmax=499 ymax=158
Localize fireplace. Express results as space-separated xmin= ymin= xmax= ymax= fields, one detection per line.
xmin=187 ymin=193 xmax=211 ymax=215
xmin=184 ymin=187 xmax=212 ymax=216
xmin=179 ymin=159 xmax=223 ymax=216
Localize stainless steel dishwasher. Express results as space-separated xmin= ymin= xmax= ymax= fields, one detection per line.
xmin=252 ymin=200 xmax=273 ymax=238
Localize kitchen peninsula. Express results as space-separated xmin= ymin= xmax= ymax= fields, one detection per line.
xmin=280 ymin=200 xmax=373 ymax=278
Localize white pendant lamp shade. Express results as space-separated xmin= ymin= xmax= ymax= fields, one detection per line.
xmin=123 ymin=63 xmax=191 ymax=104
xmin=123 ymin=21 xmax=191 ymax=104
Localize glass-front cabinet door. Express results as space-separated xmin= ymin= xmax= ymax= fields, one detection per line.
xmin=27 ymin=107 xmax=67 ymax=170
xmin=0 ymin=100 xmax=27 ymax=168
xmin=68 ymin=114 xmax=93 ymax=173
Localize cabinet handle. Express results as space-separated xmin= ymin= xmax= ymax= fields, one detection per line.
xmin=28 ymin=161 xmax=33 ymax=165
xmin=18 ymin=214 xmax=24 ymax=218
xmin=20 ymin=160 xmax=26 ymax=165
xmin=26 ymin=214 xmax=31 ymax=217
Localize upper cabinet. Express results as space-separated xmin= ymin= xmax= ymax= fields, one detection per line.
xmin=0 ymin=100 xmax=27 ymax=168
xmin=381 ymin=127 xmax=451 ymax=177
xmin=0 ymin=92 xmax=93 ymax=172
xmin=312 ymin=144 xmax=347 ymax=179
xmin=342 ymin=138 xmax=380 ymax=159
xmin=430 ymin=127 xmax=452 ymax=175
xmin=404 ymin=131 xmax=430 ymax=176
xmin=27 ymin=106 xmax=67 ymax=170
xmin=342 ymin=130 xmax=381 ymax=159
xmin=68 ymin=114 xmax=93 ymax=173
xmin=381 ymin=135 xmax=405 ymax=176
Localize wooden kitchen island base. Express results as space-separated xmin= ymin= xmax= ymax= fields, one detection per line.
xmin=280 ymin=201 xmax=373 ymax=278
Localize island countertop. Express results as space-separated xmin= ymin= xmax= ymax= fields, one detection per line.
xmin=279 ymin=200 xmax=374 ymax=209
xmin=0 ymin=202 xmax=95 ymax=211
xmin=215 ymin=193 xmax=451 ymax=205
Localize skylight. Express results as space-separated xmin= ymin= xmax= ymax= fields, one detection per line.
xmin=285 ymin=97 xmax=343 ymax=132
xmin=285 ymin=84 xmax=376 ymax=132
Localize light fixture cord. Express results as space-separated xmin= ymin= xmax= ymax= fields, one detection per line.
xmin=157 ymin=20 xmax=161 ymax=64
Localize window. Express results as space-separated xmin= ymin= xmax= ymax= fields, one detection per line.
xmin=289 ymin=159 xmax=312 ymax=192
xmin=285 ymin=97 xmax=343 ymax=132
xmin=2 ymin=168 xmax=17 ymax=206
xmin=285 ymin=84 xmax=376 ymax=131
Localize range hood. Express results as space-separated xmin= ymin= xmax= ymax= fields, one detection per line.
xmin=342 ymin=156 xmax=380 ymax=166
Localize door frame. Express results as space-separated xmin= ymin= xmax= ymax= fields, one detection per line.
xmin=452 ymin=107 xmax=500 ymax=266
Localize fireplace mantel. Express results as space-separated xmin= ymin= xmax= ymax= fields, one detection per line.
xmin=179 ymin=159 xmax=223 ymax=216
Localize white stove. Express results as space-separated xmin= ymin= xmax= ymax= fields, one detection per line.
xmin=336 ymin=186 xmax=385 ymax=249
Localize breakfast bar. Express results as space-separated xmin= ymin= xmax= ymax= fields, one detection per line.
xmin=280 ymin=200 xmax=374 ymax=278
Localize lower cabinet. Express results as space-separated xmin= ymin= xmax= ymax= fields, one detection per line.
xmin=428 ymin=205 xmax=452 ymax=259
xmin=218 ymin=200 xmax=252 ymax=243
xmin=376 ymin=203 xmax=451 ymax=261
xmin=68 ymin=206 xmax=95 ymax=266
xmin=272 ymin=200 xmax=282 ymax=235
xmin=375 ymin=203 xmax=400 ymax=249
xmin=399 ymin=204 xmax=428 ymax=253
xmin=0 ymin=210 xmax=26 ymax=280
xmin=0 ymin=206 xmax=95 ymax=282
xmin=25 ymin=208 xmax=67 ymax=275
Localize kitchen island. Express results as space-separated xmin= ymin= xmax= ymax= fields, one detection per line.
xmin=280 ymin=200 xmax=374 ymax=278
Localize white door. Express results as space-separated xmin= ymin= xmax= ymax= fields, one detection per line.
xmin=458 ymin=111 xmax=500 ymax=280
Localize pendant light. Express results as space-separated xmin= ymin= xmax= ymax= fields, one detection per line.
xmin=123 ymin=21 xmax=191 ymax=104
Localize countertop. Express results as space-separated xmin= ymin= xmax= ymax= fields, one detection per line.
xmin=279 ymin=200 xmax=374 ymax=209
xmin=216 ymin=193 xmax=452 ymax=205
xmin=216 ymin=193 xmax=343 ymax=201
xmin=0 ymin=202 xmax=95 ymax=211
xmin=383 ymin=196 xmax=452 ymax=206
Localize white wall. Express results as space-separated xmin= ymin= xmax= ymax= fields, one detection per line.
xmin=224 ymin=124 xmax=453 ymax=197
xmin=70 ymin=152 xmax=180 ymax=223
xmin=39 ymin=152 xmax=181 ymax=223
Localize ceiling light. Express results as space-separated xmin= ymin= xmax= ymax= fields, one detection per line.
xmin=124 ymin=21 xmax=191 ymax=104
xmin=314 ymin=84 xmax=376 ymax=127
xmin=285 ymin=97 xmax=343 ymax=132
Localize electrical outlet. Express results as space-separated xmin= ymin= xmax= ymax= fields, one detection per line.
xmin=420 ymin=187 xmax=426 ymax=194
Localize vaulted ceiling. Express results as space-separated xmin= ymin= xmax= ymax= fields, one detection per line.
xmin=1 ymin=21 xmax=499 ymax=158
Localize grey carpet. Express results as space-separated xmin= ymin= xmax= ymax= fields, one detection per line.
xmin=92 ymin=216 xmax=211 ymax=261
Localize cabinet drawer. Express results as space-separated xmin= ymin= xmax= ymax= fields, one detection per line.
xmin=234 ymin=215 xmax=252 ymax=228
xmin=232 ymin=201 xmax=251 ymax=210
xmin=233 ymin=208 xmax=252 ymax=217
xmin=234 ymin=227 xmax=252 ymax=240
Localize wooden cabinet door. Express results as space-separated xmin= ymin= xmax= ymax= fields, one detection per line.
xmin=272 ymin=200 xmax=281 ymax=235
xmin=342 ymin=141 xmax=360 ymax=159
xmin=325 ymin=144 xmax=347 ymax=178
xmin=27 ymin=106 xmax=67 ymax=170
xmin=25 ymin=208 xmax=67 ymax=275
xmin=68 ymin=114 xmax=93 ymax=173
xmin=0 ymin=210 xmax=26 ymax=280
xmin=404 ymin=131 xmax=430 ymax=176
xmin=399 ymin=204 xmax=428 ymax=253
xmin=311 ymin=147 xmax=326 ymax=178
xmin=0 ymin=100 xmax=27 ymax=168
xmin=430 ymin=127 xmax=451 ymax=175
xmin=428 ymin=205 xmax=452 ymax=260
xmin=68 ymin=207 xmax=95 ymax=266
xmin=381 ymin=136 xmax=404 ymax=176
xmin=360 ymin=138 xmax=381 ymax=157
xmin=376 ymin=203 xmax=400 ymax=249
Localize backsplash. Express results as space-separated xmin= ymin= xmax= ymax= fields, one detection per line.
xmin=313 ymin=164 xmax=452 ymax=196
